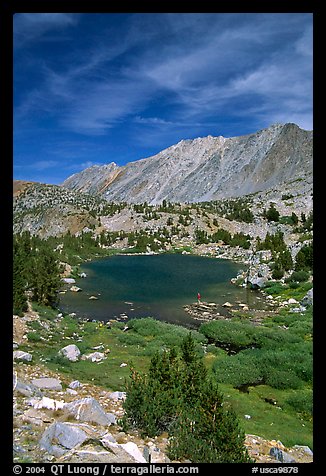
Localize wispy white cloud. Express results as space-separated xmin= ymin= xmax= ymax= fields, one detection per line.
xmin=15 ymin=159 xmax=60 ymax=171
xmin=14 ymin=13 xmax=79 ymax=46
xmin=14 ymin=12 xmax=313 ymax=183
xmin=16 ymin=13 xmax=313 ymax=133
xmin=124 ymin=14 xmax=313 ymax=132
xmin=134 ymin=116 xmax=175 ymax=126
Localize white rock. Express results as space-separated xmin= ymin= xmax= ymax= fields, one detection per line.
xmin=61 ymin=278 xmax=76 ymax=284
xmin=31 ymin=377 xmax=62 ymax=391
xmin=81 ymin=352 xmax=106 ymax=363
xmin=28 ymin=396 xmax=65 ymax=410
xmin=66 ymin=388 xmax=78 ymax=395
xmin=59 ymin=344 xmax=81 ymax=362
xmin=63 ymin=397 xmax=116 ymax=426
xmin=69 ymin=380 xmax=82 ymax=389
xmin=70 ymin=286 xmax=82 ymax=292
xmin=120 ymin=442 xmax=147 ymax=463
xmin=108 ymin=391 xmax=127 ymax=401
xmin=39 ymin=422 xmax=90 ymax=457
xmin=13 ymin=350 xmax=33 ymax=362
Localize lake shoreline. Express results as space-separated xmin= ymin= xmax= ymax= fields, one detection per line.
xmin=58 ymin=251 xmax=272 ymax=327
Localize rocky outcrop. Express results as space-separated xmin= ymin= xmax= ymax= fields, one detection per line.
xmin=81 ymin=352 xmax=107 ymax=363
xmin=62 ymin=163 xmax=119 ymax=196
xmin=31 ymin=378 xmax=63 ymax=391
xmin=13 ymin=350 xmax=33 ymax=362
xmin=301 ymin=288 xmax=313 ymax=307
xmin=62 ymin=123 xmax=312 ymax=204
xmin=39 ymin=421 xmax=95 ymax=457
xmin=59 ymin=344 xmax=81 ymax=362
xmin=63 ymin=397 xmax=116 ymax=426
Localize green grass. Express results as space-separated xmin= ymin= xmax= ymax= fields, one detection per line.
xmin=29 ymin=319 xmax=151 ymax=390
xmin=23 ymin=314 xmax=207 ymax=390
xmin=219 ymin=383 xmax=313 ymax=448
xmin=263 ymin=281 xmax=313 ymax=301
xmin=23 ymin=303 xmax=313 ymax=449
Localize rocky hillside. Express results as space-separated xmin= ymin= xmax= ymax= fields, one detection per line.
xmin=62 ymin=123 xmax=312 ymax=204
xmin=13 ymin=181 xmax=112 ymax=238
xmin=13 ymin=311 xmax=313 ymax=464
xmin=14 ymin=176 xmax=313 ymax=278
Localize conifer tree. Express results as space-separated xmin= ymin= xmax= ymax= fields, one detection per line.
xmin=121 ymin=334 xmax=251 ymax=463
xmin=29 ymin=243 xmax=61 ymax=306
xmin=13 ymin=237 xmax=28 ymax=315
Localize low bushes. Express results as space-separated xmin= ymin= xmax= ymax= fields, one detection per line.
xmin=127 ymin=317 xmax=207 ymax=350
xmin=212 ymin=343 xmax=312 ymax=390
xmin=200 ymin=320 xmax=256 ymax=350
xmin=212 ymin=353 xmax=263 ymax=387
xmin=285 ymin=270 xmax=310 ymax=283
xmin=202 ymin=315 xmax=312 ymax=391
xmin=285 ymin=389 xmax=313 ymax=416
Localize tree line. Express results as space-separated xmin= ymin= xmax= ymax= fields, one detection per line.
xmin=13 ymin=232 xmax=61 ymax=315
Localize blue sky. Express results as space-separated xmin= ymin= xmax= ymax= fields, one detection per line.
xmin=14 ymin=13 xmax=313 ymax=185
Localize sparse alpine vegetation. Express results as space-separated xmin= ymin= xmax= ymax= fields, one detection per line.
xmin=13 ymin=123 xmax=313 ymax=462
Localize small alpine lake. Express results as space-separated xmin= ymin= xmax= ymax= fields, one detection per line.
xmin=59 ymin=253 xmax=266 ymax=327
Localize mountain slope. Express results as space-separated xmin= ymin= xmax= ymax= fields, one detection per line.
xmin=63 ymin=123 xmax=312 ymax=205
xmin=13 ymin=181 xmax=108 ymax=238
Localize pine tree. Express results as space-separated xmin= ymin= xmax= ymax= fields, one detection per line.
xmin=279 ymin=249 xmax=293 ymax=271
xmin=264 ymin=204 xmax=280 ymax=222
xmin=29 ymin=242 xmax=61 ymax=306
xmin=121 ymin=334 xmax=251 ymax=462
xmin=13 ymin=238 xmax=28 ymax=315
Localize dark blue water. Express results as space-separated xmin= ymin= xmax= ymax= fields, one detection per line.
xmin=59 ymin=254 xmax=261 ymax=327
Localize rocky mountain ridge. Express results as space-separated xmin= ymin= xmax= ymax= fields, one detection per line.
xmin=62 ymin=123 xmax=312 ymax=204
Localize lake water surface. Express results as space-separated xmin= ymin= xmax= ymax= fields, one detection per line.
xmin=59 ymin=254 xmax=263 ymax=327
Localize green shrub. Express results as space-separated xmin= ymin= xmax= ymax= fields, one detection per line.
xmin=212 ymin=354 xmax=263 ymax=387
xmin=253 ymin=327 xmax=302 ymax=348
xmin=264 ymin=204 xmax=280 ymax=222
xmin=128 ymin=317 xmax=207 ymax=349
xmin=272 ymin=266 xmax=284 ymax=280
xmin=263 ymin=282 xmax=287 ymax=295
xmin=205 ymin=344 xmax=227 ymax=356
xmin=121 ymin=334 xmax=251 ymax=463
xmin=200 ymin=320 xmax=256 ymax=349
xmin=211 ymin=337 xmax=312 ymax=391
xmin=251 ymin=345 xmax=312 ymax=388
xmin=28 ymin=321 xmax=44 ymax=331
xmin=117 ymin=333 xmax=147 ymax=347
xmin=264 ymin=369 xmax=302 ymax=390
xmin=27 ymin=332 xmax=42 ymax=342
xmin=286 ymin=270 xmax=310 ymax=283
xmin=285 ymin=389 xmax=313 ymax=416
xmin=48 ymin=354 xmax=73 ymax=368
xmin=289 ymin=281 xmax=300 ymax=289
